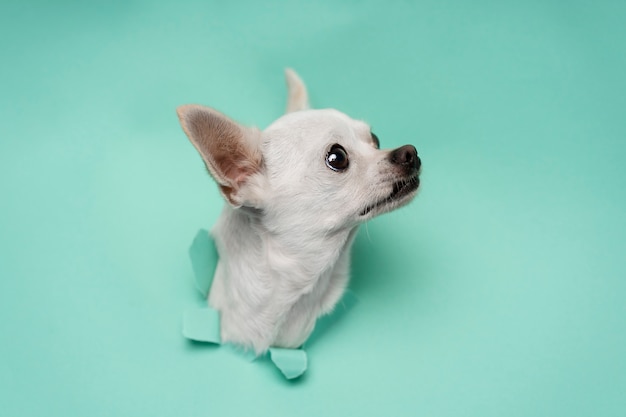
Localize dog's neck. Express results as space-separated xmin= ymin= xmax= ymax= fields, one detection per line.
xmin=208 ymin=204 xmax=357 ymax=354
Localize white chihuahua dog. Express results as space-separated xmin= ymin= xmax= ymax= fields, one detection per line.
xmin=177 ymin=69 xmax=421 ymax=355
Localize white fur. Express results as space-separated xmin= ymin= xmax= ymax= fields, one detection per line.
xmin=177 ymin=69 xmax=420 ymax=354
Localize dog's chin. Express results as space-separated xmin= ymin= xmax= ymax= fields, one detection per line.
xmin=359 ymin=175 xmax=420 ymax=219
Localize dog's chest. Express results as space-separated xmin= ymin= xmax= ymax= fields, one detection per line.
xmin=211 ymin=207 xmax=356 ymax=351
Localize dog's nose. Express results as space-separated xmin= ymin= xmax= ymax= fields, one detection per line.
xmin=389 ymin=145 xmax=420 ymax=171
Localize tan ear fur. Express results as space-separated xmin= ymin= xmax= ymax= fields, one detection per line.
xmin=177 ymin=104 xmax=263 ymax=206
xmin=285 ymin=68 xmax=310 ymax=113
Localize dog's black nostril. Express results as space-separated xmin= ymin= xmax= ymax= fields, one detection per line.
xmin=404 ymin=150 xmax=414 ymax=165
xmin=390 ymin=145 xmax=419 ymax=170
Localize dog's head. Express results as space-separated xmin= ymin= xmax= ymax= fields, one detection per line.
xmin=177 ymin=70 xmax=420 ymax=232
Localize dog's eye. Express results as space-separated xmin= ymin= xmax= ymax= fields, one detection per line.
xmin=326 ymin=144 xmax=349 ymax=171
xmin=371 ymin=132 xmax=380 ymax=149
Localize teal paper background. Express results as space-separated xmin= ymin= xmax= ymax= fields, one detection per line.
xmin=1 ymin=1 xmax=625 ymax=416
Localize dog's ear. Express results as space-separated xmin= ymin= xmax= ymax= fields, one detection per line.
xmin=285 ymin=68 xmax=310 ymax=113
xmin=177 ymin=105 xmax=265 ymax=208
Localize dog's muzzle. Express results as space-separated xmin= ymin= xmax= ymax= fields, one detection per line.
xmin=359 ymin=145 xmax=421 ymax=217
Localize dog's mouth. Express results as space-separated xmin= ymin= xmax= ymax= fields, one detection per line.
xmin=359 ymin=175 xmax=420 ymax=217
